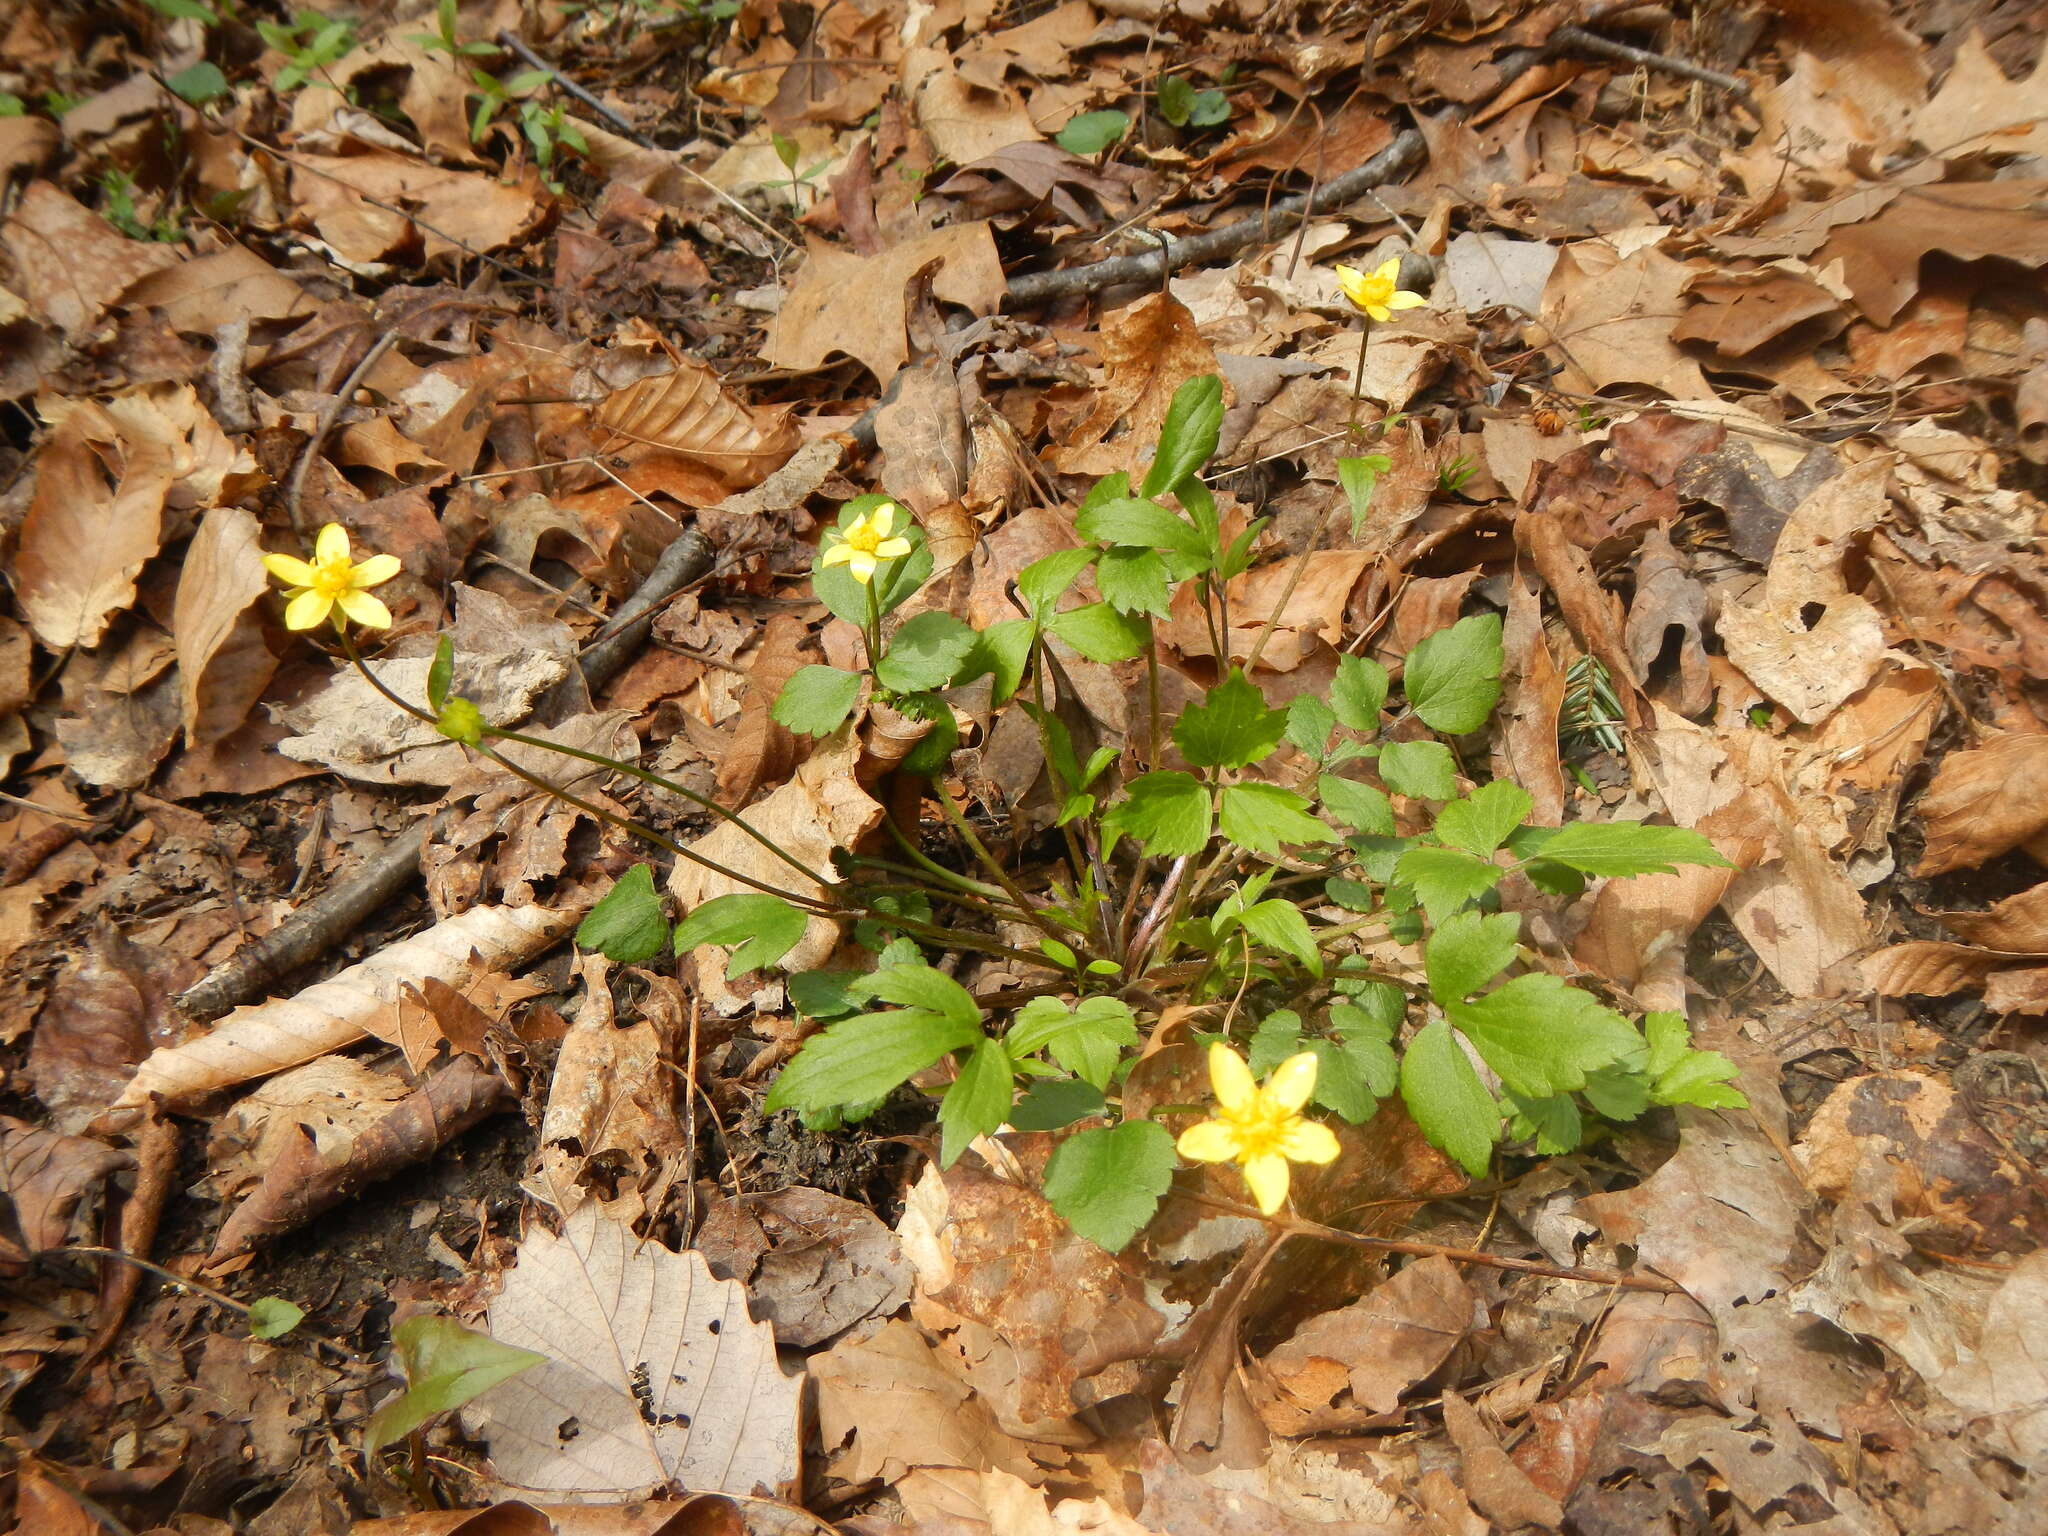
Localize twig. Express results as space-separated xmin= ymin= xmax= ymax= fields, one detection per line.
xmin=491 ymin=29 xmax=796 ymax=253
xmin=1551 ymin=23 xmax=1757 ymax=110
xmin=285 ymin=329 xmax=400 ymax=535
xmin=172 ymin=529 xmax=718 ymax=1024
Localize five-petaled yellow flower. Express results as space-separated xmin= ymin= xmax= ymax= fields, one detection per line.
xmin=820 ymin=502 xmax=913 ymax=585
xmin=262 ymin=522 xmax=402 ymax=632
xmin=1334 ymin=257 xmax=1427 ymax=323
xmin=1177 ymin=1044 xmax=1341 ymax=1216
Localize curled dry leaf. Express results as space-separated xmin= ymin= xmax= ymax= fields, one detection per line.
xmin=348 ymin=1496 xmax=754 ymax=1536
xmin=696 ymin=1185 xmax=913 ymax=1347
xmin=116 ymin=902 xmax=577 ymax=1111
xmin=0 ymin=180 xmax=178 ymax=339
xmin=0 ymin=1116 xmax=132 ymax=1266
xmin=209 ymin=1054 xmax=514 ymax=1265
xmin=594 ymin=360 xmax=799 ymax=490
xmin=1912 ymin=730 xmax=2048 ymax=876
xmin=172 ymin=506 xmax=278 ymax=748
xmin=19 ymin=383 xmax=259 ymax=650
xmin=466 ymin=1202 xmax=802 ymax=1499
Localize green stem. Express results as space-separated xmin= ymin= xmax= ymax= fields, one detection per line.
xmin=931 ymin=782 xmax=1081 ymax=953
xmin=857 ymin=843 xmax=1012 ymax=905
xmin=1349 ymin=316 xmax=1372 ymax=429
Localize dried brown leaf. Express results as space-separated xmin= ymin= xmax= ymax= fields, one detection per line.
xmin=0 ymin=1117 xmax=131 ymax=1264
xmin=172 ymin=506 xmax=278 ymax=748
xmin=467 ymin=1203 xmax=802 ymax=1499
xmin=0 ymin=180 xmax=177 ymax=338
xmin=595 ymin=361 xmax=799 ymax=491
xmin=1912 ymin=730 xmax=2048 ymax=876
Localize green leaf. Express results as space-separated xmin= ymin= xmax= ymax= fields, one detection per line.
xmin=1056 ymin=109 xmax=1129 ymax=154
xmin=673 ymin=893 xmax=808 ymax=978
xmin=1527 ymin=822 xmax=1732 ymax=878
xmin=365 ymin=1317 xmax=545 ymax=1457
xmin=1287 ymin=695 xmax=1335 ymax=759
xmin=1331 ymin=983 xmax=1405 ymax=1040
xmin=1325 ymin=1031 xmax=1397 ymax=1107
xmin=1424 ymin=910 xmax=1522 ymax=1007
xmin=1010 ymin=1076 xmax=1106 ymax=1130
xmin=1240 ymin=897 xmax=1323 ymax=976
xmin=1643 ymin=1012 xmax=1745 ymax=1109
xmin=1447 ymin=973 xmax=1644 ymax=1099
xmin=939 ymin=1040 xmax=1016 ymax=1167
xmin=1434 ymin=780 xmax=1533 ymax=856
xmin=1336 ymin=455 xmax=1391 ymax=538
xmin=1156 ymin=73 xmax=1197 ymax=126
xmin=1394 ymin=845 xmax=1501 ymax=924
xmin=426 ymin=634 xmax=454 ymax=712
xmin=958 ymin=618 xmax=1034 ymax=702
xmin=1075 ymin=496 xmax=1209 ymax=560
xmin=814 ymin=497 xmax=932 ymax=625
xmin=1318 ymin=773 xmax=1394 ymax=834
xmin=246 ymin=1295 xmax=305 ymax=1340
xmin=1043 ymin=1120 xmax=1176 ymax=1252
xmin=1141 ymin=374 xmax=1224 ymax=499
xmin=1175 ymin=670 xmax=1286 ymax=769
xmin=773 ymin=665 xmax=862 ymax=737
xmin=1378 ymin=740 xmax=1458 ymax=800
xmin=1581 ymin=1066 xmax=1651 ymax=1122
xmin=1325 ymin=876 xmax=1377 ymax=912
xmin=876 ymin=611 xmax=978 ymax=693
xmin=1047 ymin=602 xmax=1149 ymax=664
xmin=895 ymin=690 xmax=960 ymax=777
xmin=167 ymin=61 xmax=230 ymax=104
xmin=764 ymin=1007 xmax=981 ymax=1113
xmin=1018 ymin=548 xmax=1096 ymax=617
xmin=788 ymin=969 xmax=862 ymax=1020
xmin=1095 ymin=546 xmax=1172 ymax=615
xmin=576 ymin=865 xmax=668 ymax=964
xmin=1330 ymin=653 xmax=1389 ymax=732
xmin=1508 ymin=1092 xmax=1583 ymax=1155
xmin=1246 ymin=1009 xmax=1304 ymax=1076
xmin=1006 ymin=996 xmax=1138 ymax=1088
xmin=851 ymin=961 xmax=982 ymax=1033
xmin=1185 ymin=87 xmax=1230 ymax=126
xmin=1102 ymin=771 xmax=1211 ymax=856
xmin=1305 ymin=1037 xmax=1378 ymax=1122
xmin=1220 ymin=782 xmax=1333 ymax=856
xmin=1402 ymin=614 xmax=1503 ymax=735
xmin=1399 ymin=1019 xmax=1498 ymax=1177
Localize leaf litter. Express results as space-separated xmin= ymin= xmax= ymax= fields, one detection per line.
xmin=2 ymin=1 xmax=2048 ymax=1532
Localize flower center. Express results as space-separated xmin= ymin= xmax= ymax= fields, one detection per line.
xmin=1357 ymin=274 xmax=1392 ymax=306
xmin=308 ymin=555 xmax=355 ymax=599
xmin=1221 ymin=1100 xmax=1294 ymax=1160
xmin=844 ymin=521 xmax=886 ymax=555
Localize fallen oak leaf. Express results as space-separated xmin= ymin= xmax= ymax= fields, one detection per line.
xmin=172 ymin=507 xmax=278 ymax=749
xmin=1911 ymin=730 xmax=2048 ymax=876
xmin=115 ymin=902 xmax=577 ymax=1111
xmin=595 ymin=360 xmax=798 ymax=491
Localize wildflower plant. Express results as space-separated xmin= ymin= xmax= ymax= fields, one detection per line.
xmin=268 ymin=372 xmax=1741 ymax=1249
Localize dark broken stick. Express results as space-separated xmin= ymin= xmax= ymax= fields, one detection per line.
xmin=1004 ymin=22 xmax=1751 ymax=307
xmin=173 ymin=529 xmax=716 ymax=1025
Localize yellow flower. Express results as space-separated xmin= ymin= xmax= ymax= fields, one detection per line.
xmin=1334 ymin=257 xmax=1427 ymax=323
xmin=820 ymin=502 xmax=913 ymax=585
xmin=1176 ymin=1043 xmax=1340 ymax=1215
xmin=262 ymin=522 xmax=402 ymax=632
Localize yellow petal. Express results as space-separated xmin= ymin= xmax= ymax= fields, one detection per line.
xmin=871 ymin=502 xmax=901 ymax=534
xmin=1365 ymin=302 xmax=1392 ymax=323
xmin=1373 ymin=256 xmax=1404 ymax=285
xmin=263 ymin=553 xmax=317 ymax=587
xmin=283 ymin=589 xmax=333 ymax=631
xmin=1207 ymin=1043 xmax=1257 ymax=1114
xmin=1177 ymin=1119 xmax=1244 ymax=1163
xmin=314 ymin=523 xmax=352 ymax=564
xmin=1267 ymin=1051 xmax=1320 ymax=1113
xmin=875 ymin=537 xmax=913 ymax=559
xmin=1242 ymin=1153 xmax=1291 ymax=1215
xmin=335 ymin=588 xmax=393 ymax=629
xmin=846 ymin=552 xmax=877 ymax=584
xmin=349 ymin=553 xmax=402 ymax=587
xmin=1385 ymin=289 xmax=1428 ymax=311
xmin=820 ymin=541 xmax=854 ymax=568
xmin=1333 ymin=264 xmax=1372 ymax=309
xmin=1280 ymin=1119 xmax=1341 ymax=1165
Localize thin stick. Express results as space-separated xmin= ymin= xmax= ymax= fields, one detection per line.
xmin=286 ymin=329 xmax=400 ymax=535
xmin=1551 ymin=24 xmax=1756 ymax=109
xmin=54 ymin=1247 xmax=372 ymax=1362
